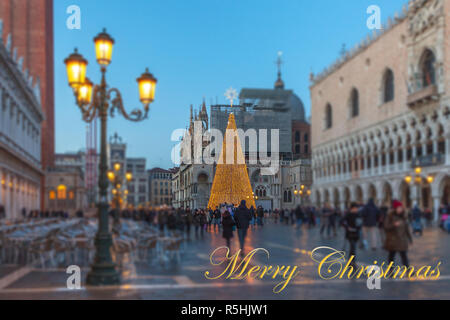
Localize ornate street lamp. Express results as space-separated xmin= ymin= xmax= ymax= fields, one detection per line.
xmin=294 ymin=187 xmax=311 ymax=205
xmin=404 ymin=166 xmax=434 ymax=208
xmin=64 ymin=28 xmax=157 ymax=286
xmin=64 ymin=48 xmax=87 ymax=89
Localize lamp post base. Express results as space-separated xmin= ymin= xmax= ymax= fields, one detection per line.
xmin=86 ymin=229 xmax=121 ymax=286
xmin=86 ymin=263 xmax=121 ymax=286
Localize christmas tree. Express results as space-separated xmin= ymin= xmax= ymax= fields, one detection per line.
xmin=208 ymin=113 xmax=256 ymax=209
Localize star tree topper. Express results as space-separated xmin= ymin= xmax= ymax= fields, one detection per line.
xmin=224 ymin=87 xmax=238 ymax=107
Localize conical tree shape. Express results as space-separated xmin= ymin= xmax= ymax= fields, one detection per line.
xmin=208 ymin=113 xmax=256 ymax=209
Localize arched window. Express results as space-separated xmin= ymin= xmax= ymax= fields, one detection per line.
xmin=49 ymin=190 xmax=56 ymax=200
xmin=295 ymin=131 xmax=300 ymax=142
xmin=383 ymin=69 xmax=394 ymax=103
xmin=350 ymin=88 xmax=359 ymax=117
xmin=421 ymin=49 xmax=436 ymax=87
xmin=57 ymin=185 xmax=66 ymax=199
xmin=325 ymin=104 xmax=332 ymax=129
xmin=283 ymin=191 xmax=287 ymax=202
xmin=288 ymin=190 xmax=292 ymax=202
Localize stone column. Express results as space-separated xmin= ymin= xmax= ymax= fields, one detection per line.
xmin=446 ymin=135 xmax=450 ymax=165
xmin=402 ymin=148 xmax=408 ymax=171
xmin=394 ymin=147 xmax=399 ymax=171
xmin=433 ymin=139 xmax=438 ymax=154
xmin=350 ymin=186 xmax=357 ymax=203
xmin=409 ymin=184 xmax=420 ymax=209
xmin=362 ymin=184 xmax=370 ymax=204
xmin=422 ymin=141 xmax=427 ymax=157
xmin=432 ymin=196 xmax=440 ymax=223
xmin=378 ymin=153 xmax=383 ymax=174
xmin=337 ymin=187 xmax=344 ymax=210
xmin=363 ymin=156 xmax=368 ymax=176
xmin=385 ymin=152 xmax=390 ymax=173
xmin=5 ymin=173 xmax=10 ymax=219
xmin=412 ymin=144 xmax=417 ymax=160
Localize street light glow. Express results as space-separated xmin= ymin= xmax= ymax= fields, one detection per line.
xmin=94 ymin=29 xmax=114 ymax=66
xmin=64 ymin=48 xmax=88 ymax=89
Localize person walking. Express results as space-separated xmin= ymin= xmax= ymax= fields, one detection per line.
xmin=378 ymin=205 xmax=388 ymax=243
xmin=361 ymin=198 xmax=380 ymax=250
xmin=273 ymin=208 xmax=279 ymax=224
xmin=193 ymin=209 xmax=204 ymax=239
xmin=249 ymin=206 xmax=256 ymax=229
xmin=342 ymin=202 xmax=362 ymax=267
xmin=167 ymin=210 xmax=177 ymax=232
xmin=320 ymin=203 xmax=332 ymax=237
xmin=207 ymin=208 xmax=214 ymax=231
xmin=213 ymin=206 xmax=222 ymax=232
xmin=294 ymin=205 xmax=304 ymax=230
xmin=256 ymin=205 xmax=264 ymax=227
xmin=439 ymin=203 xmax=449 ymax=231
xmin=222 ymin=210 xmax=235 ymax=249
xmin=384 ymin=200 xmax=413 ymax=268
xmin=411 ymin=203 xmax=423 ymax=236
xmin=234 ymin=200 xmax=252 ymax=256
xmin=184 ymin=207 xmax=193 ymax=240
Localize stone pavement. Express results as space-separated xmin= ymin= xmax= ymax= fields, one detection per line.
xmin=0 ymin=222 xmax=449 ymax=299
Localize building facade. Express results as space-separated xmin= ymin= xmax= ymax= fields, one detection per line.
xmin=44 ymin=151 xmax=92 ymax=212
xmin=126 ymin=158 xmax=148 ymax=207
xmin=45 ymin=166 xmax=86 ymax=212
xmin=172 ymin=102 xmax=215 ymax=209
xmin=0 ymin=0 xmax=55 ymax=209
xmin=0 ymin=24 xmax=43 ymax=219
xmin=148 ymin=167 xmax=174 ymax=206
xmin=310 ymin=0 xmax=450 ymax=220
xmin=107 ymin=133 xmax=149 ymax=208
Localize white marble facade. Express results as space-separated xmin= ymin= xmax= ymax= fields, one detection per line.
xmin=0 ymin=20 xmax=43 ymax=219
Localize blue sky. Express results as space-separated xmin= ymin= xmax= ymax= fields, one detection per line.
xmin=54 ymin=0 xmax=407 ymax=168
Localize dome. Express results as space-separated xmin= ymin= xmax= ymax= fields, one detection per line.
xmin=287 ymin=93 xmax=306 ymax=122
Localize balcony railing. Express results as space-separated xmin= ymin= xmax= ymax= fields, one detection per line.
xmin=407 ymin=84 xmax=438 ymax=107
xmin=412 ymin=153 xmax=445 ymax=168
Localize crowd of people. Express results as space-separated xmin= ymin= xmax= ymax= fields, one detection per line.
xmin=111 ymin=198 xmax=450 ymax=265
xmin=2 ymin=198 xmax=449 ymax=268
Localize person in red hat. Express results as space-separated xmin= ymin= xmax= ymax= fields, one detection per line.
xmin=383 ymin=200 xmax=413 ymax=267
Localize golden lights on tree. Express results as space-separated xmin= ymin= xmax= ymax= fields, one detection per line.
xmin=208 ymin=113 xmax=256 ymax=209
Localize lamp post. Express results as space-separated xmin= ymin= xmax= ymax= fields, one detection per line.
xmin=108 ymin=163 xmax=133 ymax=230
xmin=404 ymin=166 xmax=434 ymax=209
xmin=64 ymin=28 xmax=157 ymax=285
xmin=294 ymin=185 xmax=311 ymax=206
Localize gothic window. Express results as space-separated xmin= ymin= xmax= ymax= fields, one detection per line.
xmin=398 ymin=149 xmax=403 ymax=163
xmin=325 ymin=104 xmax=333 ymax=129
xmin=350 ymin=88 xmax=359 ymax=118
xmin=421 ymin=49 xmax=436 ymax=88
xmin=383 ymin=69 xmax=394 ymax=103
